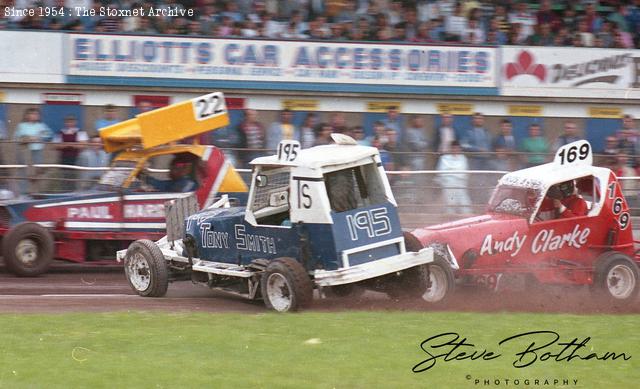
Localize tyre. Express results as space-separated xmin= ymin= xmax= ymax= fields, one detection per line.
xmin=387 ymin=234 xmax=455 ymax=303
xmin=261 ymin=258 xmax=313 ymax=312
xmin=422 ymin=257 xmax=456 ymax=303
xmin=124 ymin=239 xmax=168 ymax=297
xmin=2 ymin=222 xmax=54 ymax=277
xmin=592 ymin=252 xmax=639 ymax=303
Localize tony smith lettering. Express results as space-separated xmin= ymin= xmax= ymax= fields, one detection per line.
xmin=413 ymin=331 xmax=631 ymax=373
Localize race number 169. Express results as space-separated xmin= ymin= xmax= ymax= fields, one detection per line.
xmin=557 ymin=143 xmax=590 ymax=165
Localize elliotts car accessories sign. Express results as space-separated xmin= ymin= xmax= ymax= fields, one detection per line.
xmin=502 ymin=47 xmax=640 ymax=99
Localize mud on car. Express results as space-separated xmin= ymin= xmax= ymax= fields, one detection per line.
xmin=0 ymin=92 xmax=247 ymax=276
xmin=412 ymin=140 xmax=640 ymax=303
xmin=120 ymin=135 xmax=455 ymax=312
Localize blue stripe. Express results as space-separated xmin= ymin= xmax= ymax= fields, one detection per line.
xmin=66 ymin=76 xmax=499 ymax=96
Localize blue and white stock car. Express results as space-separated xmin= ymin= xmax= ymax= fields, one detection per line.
xmin=120 ymin=134 xmax=449 ymax=312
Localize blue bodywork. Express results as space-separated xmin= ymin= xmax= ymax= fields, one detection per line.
xmin=184 ymin=201 xmax=403 ymax=271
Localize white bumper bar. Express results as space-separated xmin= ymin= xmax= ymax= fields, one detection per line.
xmin=313 ymin=247 xmax=434 ymax=287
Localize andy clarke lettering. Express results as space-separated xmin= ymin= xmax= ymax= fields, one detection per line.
xmin=412 ymin=331 xmax=630 ymax=373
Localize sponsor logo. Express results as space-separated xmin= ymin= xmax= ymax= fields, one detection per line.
xmin=67 ymin=206 xmax=113 ymax=219
xmin=235 ymin=224 xmax=276 ymax=254
xmin=123 ymin=203 xmax=164 ymax=218
xmin=480 ymin=225 xmax=591 ymax=258
xmin=504 ymin=50 xmax=546 ymax=81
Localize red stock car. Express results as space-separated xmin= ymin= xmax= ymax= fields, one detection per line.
xmin=411 ymin=140 xmax=640 ymax=303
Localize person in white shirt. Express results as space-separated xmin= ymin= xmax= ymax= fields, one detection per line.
xmin=509 ymin=1 xmax=536 ymax=42
xmin=436 ymin=141 xmax=472 ymax=215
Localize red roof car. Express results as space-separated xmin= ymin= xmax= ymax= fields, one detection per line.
xmin=412 ymin=140 xmax=640 ymax=303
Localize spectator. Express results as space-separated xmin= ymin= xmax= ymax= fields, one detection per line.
xmin=493 ymin=119 xmax=519 ymax=171
xmin=53 ymin=115 xmax=89 ymax=166
xmin=382 ymin=128 xmax=403 ymax=171
xmin=493 ymin=4 xmax=511 ymax=35
xmin=350 ymin=125 xmax=369 ymax=146
xmin=616 ymin=114 xmax=639 ymax=167
xmin=508 ymin=1 xmax=536 ymax=42
xmin=368 ymin=120 xmax=388 ymax=147
xmin=463 ymin=12 xmax=485 ymax=44
xmin=602 ymin=136 xmax=620 ymax=159
xmin=553 ymin=120 xmax=582 ymax=150
xmin=584 ymin=2 xmax=603 ymax=33
xmin=77 ymin=136 xmax=110 ymax=190
xmin=435 ymin=141 xmax=472 ymax=215
xmin=608 ymin=4 xmax=630 ymax=33
xmin=610 ymin=155 xmax=640 ymax=210
xmin=520 ymin=123 xmax=549 ymax=167
xmin=412 ymin=21 xmax=435 ymax=42
xmin=460 ymin=112 xmax=491 ymax=170
xmin=14 ymin=108 xmax=53 ymax=165
xmin=433 ymin=113 xmax=457 ymax=153
xmin=266 ymin=109 xmax=299 ymax=150
xmin=561 ymin=4 xmax=578 ymax=32
xmin=238 ymin=109 xmax=266 ymax=165
xmin=576 ymin=19 xmax=595 ymax=47
xmin=597 ymin=20 xmax=615 ymax=47
xmin=313 ymin=123 xmax=334 ymax=146
xmin=330 ymin=112 xmax=348 ymax=134
xmin=445 ymin=2 xmax=467 ymax=41
xmin=382 ymin=106 xmax=404 ymax=142
xmin=300 ymin=113 xmax=318 ymax=148
xmin=95 ymin=104 xmax=119 ymax=132
xmin=529 ymin=23 xmax=555 ymax=46
xmin=14 ymin=108 xmax=53 ymax=194
xmin=487 ymin=17 xmax=508 ymax=45
xmin=0 ymin=117 xmax=6 ymax=168
xmin=536 ymin=0 xmax=559 ymax=32
xmin=404 ymin=115 xmax=430 ymax=170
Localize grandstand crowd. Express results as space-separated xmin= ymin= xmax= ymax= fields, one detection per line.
xmin=0 ymin=0 xmax=639 ymax=48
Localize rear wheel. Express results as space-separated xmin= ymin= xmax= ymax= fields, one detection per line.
xmin=592 ymin=252 xmax=639 ymax=303
xmin=261 ymin=258 xmax=313 ymax=312
xmin=124 ymin=240 xmax=168 ymax=297
xmin=2 ymin=222 xmax=54 ymax=277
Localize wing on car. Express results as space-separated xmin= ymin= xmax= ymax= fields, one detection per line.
xmin=100 ymin=92 xmax=230 ymax=153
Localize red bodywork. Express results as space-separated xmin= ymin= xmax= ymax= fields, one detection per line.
xmin=0 ymin=147 xmax=235 ymax=264
xmin=412 ymin=171 xmax=636 ymax=287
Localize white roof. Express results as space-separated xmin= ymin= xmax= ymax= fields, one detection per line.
xmin=499 ymin=162 xmax=612 ymax=192
xmin=250 ymin=144 xmax=379 ymax=170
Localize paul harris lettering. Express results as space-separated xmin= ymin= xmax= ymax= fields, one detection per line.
xmin=413 ymin=331 xmax=631 ymax=373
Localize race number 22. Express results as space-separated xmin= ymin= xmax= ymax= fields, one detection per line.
xmin=193 ymin=93 xmax=226 ymax=121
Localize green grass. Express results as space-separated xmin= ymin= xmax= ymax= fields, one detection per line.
xmin=0 ymin=311 xmax=638 ymax=388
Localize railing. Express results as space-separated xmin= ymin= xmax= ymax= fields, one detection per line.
xmin=1 ymin=141 xmax=639 ymax=229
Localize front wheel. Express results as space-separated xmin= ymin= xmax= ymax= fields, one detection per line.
xmin=124 ymin=240 xmax=168 ymax=297
xmin=592 ymin=253 xmax=639 ymax=303
xmin=261 ymin=258 xmax=313 ymax=312
xmin=421 ymin=258 xmax=455 ymax=303
xmin=2 ymin=222 xmax=54 ymax=277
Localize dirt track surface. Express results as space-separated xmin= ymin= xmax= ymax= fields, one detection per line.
xmin=2 ymin=263 xmax=640 ymax=314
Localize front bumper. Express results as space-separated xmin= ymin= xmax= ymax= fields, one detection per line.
xmin=313 ymin=247 xmax=434 ymax=286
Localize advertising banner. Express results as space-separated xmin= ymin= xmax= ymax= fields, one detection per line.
xmin=66 ymin=34 xmax=498 ymax=95
xmin=502 ymin=46 xmax=640 ymax=99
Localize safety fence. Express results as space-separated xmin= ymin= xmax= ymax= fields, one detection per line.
xmin=1 ymin=164 xmax=639 ymax=230
xmin=0 ymin=142 xmax=638 ymax=229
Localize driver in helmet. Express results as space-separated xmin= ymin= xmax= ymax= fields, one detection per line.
xmin=546 ymin=180 xmax=588 ymax=218
xmin=144 ymin=154 xmax=198 ymax=193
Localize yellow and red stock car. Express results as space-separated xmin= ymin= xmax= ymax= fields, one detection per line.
xmin=0 ymin=92 xmax=247 ymax=276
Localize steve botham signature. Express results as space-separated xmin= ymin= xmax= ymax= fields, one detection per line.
xmin=412 ymin=331 xmax=631 ymax=373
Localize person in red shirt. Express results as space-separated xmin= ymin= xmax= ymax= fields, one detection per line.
xmin=548 ymin=180 xmax=589 ymax=218
xmin=534 ymin=180 xmax=588 ymax=221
